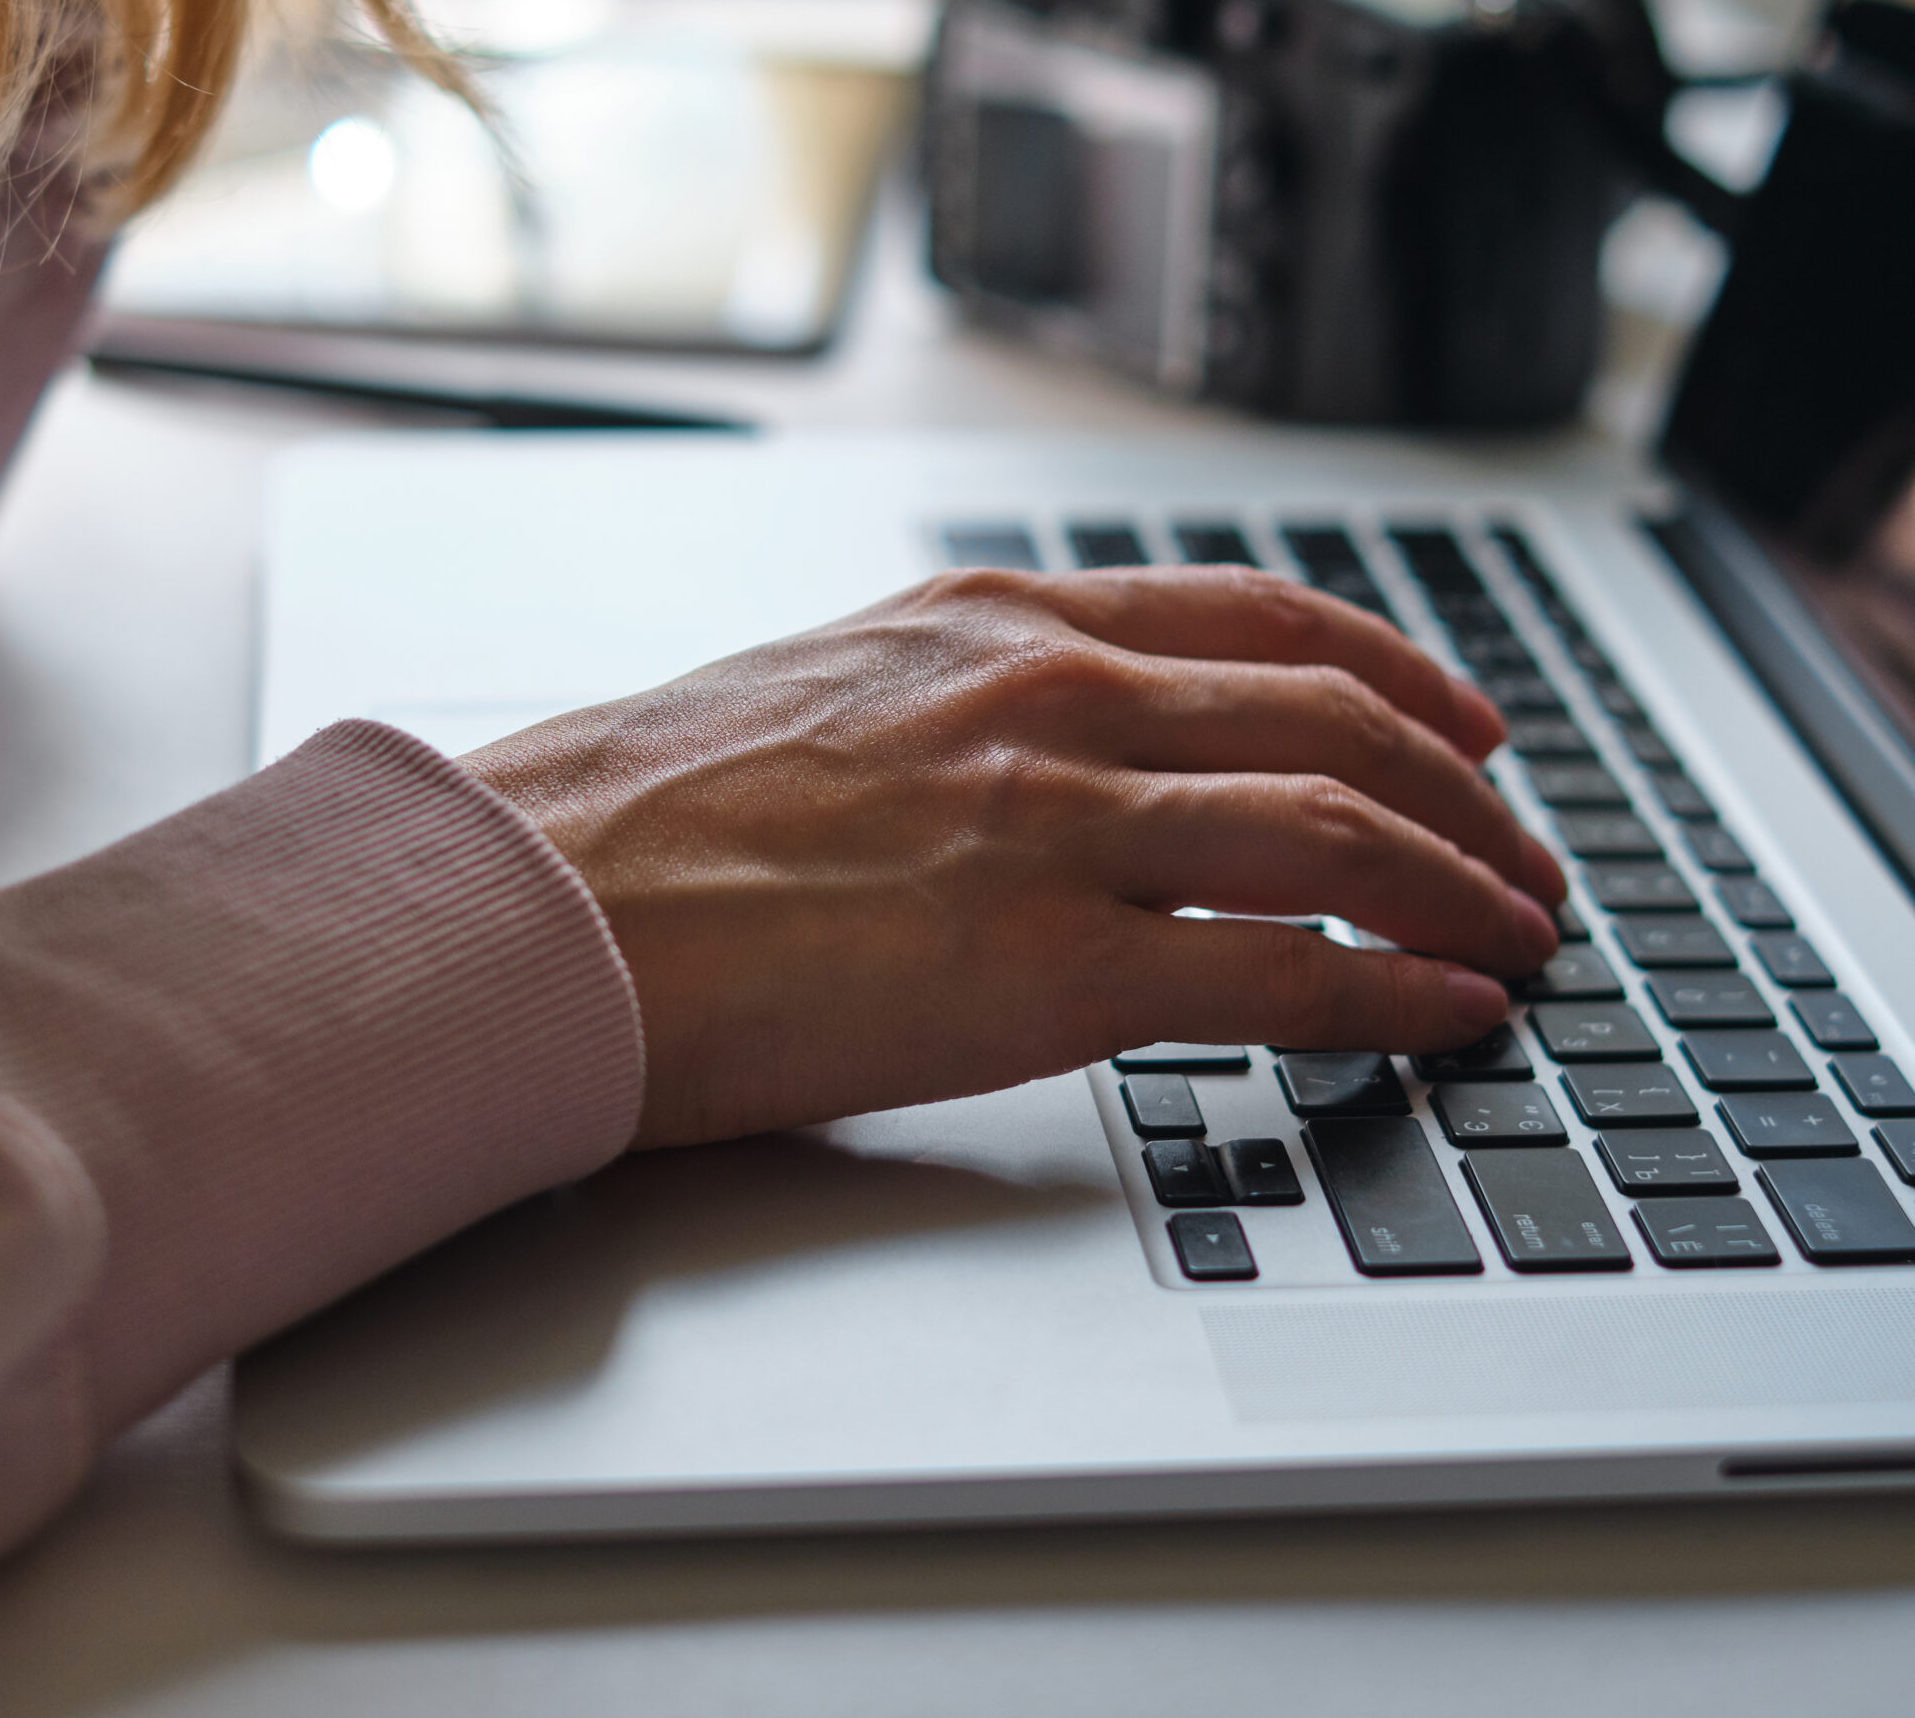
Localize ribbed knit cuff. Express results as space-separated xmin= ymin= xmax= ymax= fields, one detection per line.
xmin=0 ymin=719 xmax=644 ymax=1435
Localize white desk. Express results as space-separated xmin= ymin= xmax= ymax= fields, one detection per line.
xmin=4 ymin=197 xmax=1915 ymax=1718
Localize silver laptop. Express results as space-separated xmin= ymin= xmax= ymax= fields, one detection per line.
xmin=235 ymin=410 xmax=1915 ymax=1542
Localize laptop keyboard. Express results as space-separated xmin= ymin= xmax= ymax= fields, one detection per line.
xmin=940 ymin=511 xmax=1915 ymax=1284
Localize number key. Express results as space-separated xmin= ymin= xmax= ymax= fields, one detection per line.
xmin=1523 ymin=945 xmax=1624 ymax=1002
xmin=1681 ymin=1030 xmax=1816 ymax=1092
xmin=1646 ymin=971 xmax=1774 ymax=1029
xmin=1584 ymin=864 xmax=1697 ymax=913
xmin=1556 ymin=813 xmax=1663 ymax=860
xmin=1615 ymin=915 xmax=1737 ymax=969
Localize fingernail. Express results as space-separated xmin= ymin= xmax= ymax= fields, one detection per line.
xmin=1511 ymin=890 xmax=1559 ymax=966
xmin=1445 ymin=966 xmax=1510 ymax=1033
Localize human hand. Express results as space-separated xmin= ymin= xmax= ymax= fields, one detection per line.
xmin=463 ymin=565 xmax=1563 ymax=1147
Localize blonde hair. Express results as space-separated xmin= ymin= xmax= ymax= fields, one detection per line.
xmin=0 ymin=0 xmax=469 ymax=220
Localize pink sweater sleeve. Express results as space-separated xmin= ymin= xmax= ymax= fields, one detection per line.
xmin=0 ymin=722 xmax=645 ymax=1554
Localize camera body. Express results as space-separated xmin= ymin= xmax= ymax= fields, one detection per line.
xmin=925 ymin=0 xmax=1645 ymax=427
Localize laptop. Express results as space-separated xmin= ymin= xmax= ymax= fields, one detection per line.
xmin=227 ymin=373 xmax=1915 ymax=1541
xmin=231 ymin=6 xmax=1915 ymax=1527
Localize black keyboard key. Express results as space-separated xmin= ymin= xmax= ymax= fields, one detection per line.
xmin=1555 ymin=813 xmax=1663 ymax=860
xmin=1276 ymin=1052 xmax=1410 ymax=1116
xmin=1508 ymin=717 xmax=1595 ymax=760
xmin=1622 ymin=725 xmax=1677 ymax=769
xmin=1716 ymin=878 xmax=1794 ymax=930
xmin=1144 ymin=1139 xmax=1232 ymax=1206
xmin=1430 ymin=1081 xmax=1568 ymax=1145
xmin=1750 ymin=932 xmax=1834 ymax=988
xmin=1527 ymin=763 xmax=1630 ymax=809
xmin=1388 ymin=527 xmax=1484 ymax=596
xmin=942 ymin=524 xmax=1043 ymax=570
xmin=1281 ymin=525 xmax=1367 ymax=579
xmin=1873 ymin=1121 xmax=1915 ymax=1184
xmin=1121 ymin=1074 xmax=1206 ymax=1137
xmin=1634 ymin=1198 xmax=1780 ymax=1267
xmin=1216 ymin=1138 xmax=1304 ymax=1205
xmin=1173 ymin=523 xmax=1257 ymax=565
xmin=1068 ymin=523 xmax=1148 ymax=567
xmin=1523 ymin=945 xmax=1624 ymax=1002
xmin=1072 ymin=520 xmax=1141 ymax=570
xmin=1480 ymin=674 xmax=1564 ymax=716
xmin=1597 ymin=1129 xmax=1738 ymax=1194
xmin=1647 ymin=971 xmax=1774 ymax=1029
xmin=1463 ymin=1149 xmax=1632 ymax=1273
xmin=1596 ymin=682 xmax=1646 ymax=723
xmin=1830 ymin=1052 xmax=1915 ymax=1117
xmin=1650 ymin=772 xmax=1715 ymax=821
xmin=1167 ymin=1211 xmax=1259 ymax=1280
xmin=1112 ymin=1043 xmax=1252 ymax=1073
xmin=1789 ymin=993 xmax=1877 ymax=1052
xmin=1562 ymin=1066 xmax=1700 ymax=1127
xmin=1717 ymin=1093 xmax=1858 ymax=1158
xmin=1584 ymin=863 xmax=1697 ymax=913
xmin=1568 ymin=637 xmax=1616 ymax=677
xmin=1555 ymin=900 xmax=1590 ymax=942
xmin=1531 ymin=1001 xmax=1661 ymax=1062
xmin=1682 ymin=1030 xmax=1815 ymax=1092
xmin=1681 ymin=826 xmax=1754 ymax=873
xmin=1489 ymin=524 xmax=1561 ymax=598
xmin=1410 ymin=1023 xmax=1533 ymax=1082
xmin=1457 ymin=633 xmax=1537 ymax=673
xmin=1615 ymin=914 xmax=1736 ymax=969
xmin=1758 ymin=1158 xmax=1915 ymax=1264
xmin=1305 ymin=1118 xmax=1483 ymax=1276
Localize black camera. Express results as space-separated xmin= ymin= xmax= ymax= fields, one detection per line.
xmin=925 ymin=0 xmax=1719 ymax=427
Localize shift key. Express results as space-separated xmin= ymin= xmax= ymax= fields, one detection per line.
xmin=1305 ymin=1118 xmax=1483 ymax=1276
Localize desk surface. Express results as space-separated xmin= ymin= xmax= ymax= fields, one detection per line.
xmin=3 ymin=197 xmax=1914 ymax=1718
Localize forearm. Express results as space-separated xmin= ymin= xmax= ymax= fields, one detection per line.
xmin=0 ymin=721 xmax=643 ymax=1547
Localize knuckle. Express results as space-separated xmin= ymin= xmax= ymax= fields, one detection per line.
xmin=1292 ymin=773 xmax=1382 ymax=850
xmin=1307 ymin=666 xmax=1403 ymax=759
xmin=921 ymin=567 xmax=1041 ymax=611
xmin=1001 ymin=634 xmax=1134 ymax=711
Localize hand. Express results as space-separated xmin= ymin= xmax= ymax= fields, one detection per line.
xmin=463 ymin=565 xmax=1563 ymax=1147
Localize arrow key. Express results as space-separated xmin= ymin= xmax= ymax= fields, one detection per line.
xmin=1167 ymin=1212 xmax=1258 ymax=1281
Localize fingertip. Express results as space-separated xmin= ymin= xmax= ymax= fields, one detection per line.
xmin=1509 ymin=889 xmax=1561 ymax=972
xmin=1442 ymin=965 xmax=1512 ymax=1040
xmin=1450 ymin=676 xmax=1507 ymax=759
xmin=1518 ymin=833 xmax=1569 ymax=906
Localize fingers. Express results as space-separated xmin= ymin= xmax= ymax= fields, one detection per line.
xmin=1119 ymin=657 xmax=1564 ymax=905
xmin=1105 ymin=772 xmax=1559 ymax=979
xmin=1118 ymin=910 xmax=1512 ymax=1053
xmin=1019 ymin=563 xmax=1506 ymax=762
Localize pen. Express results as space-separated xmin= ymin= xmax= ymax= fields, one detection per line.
xmin=87 ymin=351 xmax=752 ymax=432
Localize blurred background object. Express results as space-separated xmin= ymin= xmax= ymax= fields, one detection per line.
xmin=924 ymin=0 xmax=1822 ymax=429
xmin=99 ymin=0 xmax=935 ymax=353
xmin=1662 ymin=0 xmax=1915 ymax=755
